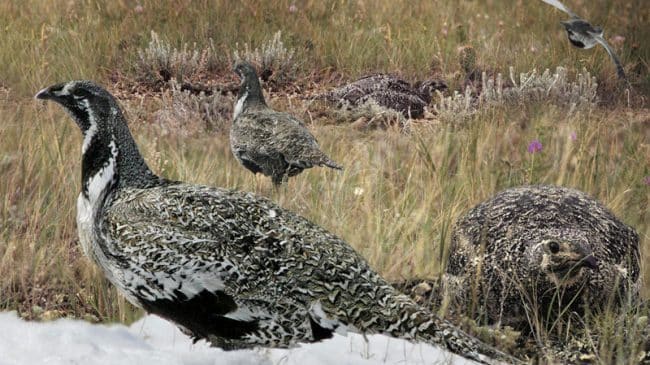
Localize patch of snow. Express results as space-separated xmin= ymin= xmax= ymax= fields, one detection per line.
xmin=0 ymin=311 xmax=476 ymax=365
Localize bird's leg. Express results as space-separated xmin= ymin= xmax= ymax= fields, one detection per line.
xmin=269 ymin=175 xmax=289 ymax=200
xmin=249 ymin=173 xmax=262 ymax=195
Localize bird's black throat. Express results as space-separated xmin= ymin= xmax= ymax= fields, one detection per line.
xmin=80 ymin=131 xmax=118 ymax=200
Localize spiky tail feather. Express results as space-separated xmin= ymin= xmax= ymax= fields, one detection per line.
xmin=322 ymin=159 xmax=343 ymax=170
xmin=377 ymin=294 xmax=523 ymax=365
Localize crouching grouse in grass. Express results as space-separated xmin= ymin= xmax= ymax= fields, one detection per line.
xmin=35 ymin=80 xmax=522 ymax=365
xmin=313 ymin=74 xmax=447 ymax=119
xmin=541 ymin=0 xmax=627 ymax=81
xmin=230 ymin=62 xmax=341 ymax=186
xmin=398 ymin=185 xmax=639 ymax=334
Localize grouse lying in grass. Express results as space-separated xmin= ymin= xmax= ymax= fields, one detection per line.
xmin=314 ymin=74 xmax=447 ymax=119
xmin=541 ymin=0 xmax=627 ymax=81
xmin=400 ymin=185 xmax=639 ymax=333
xmin=35 ymin=80 xmax=521 ymax=365
xmin=230 ymin=62 xmax=341 ymax=186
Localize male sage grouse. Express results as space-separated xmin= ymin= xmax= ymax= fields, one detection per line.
xmin=541 ymin=0 xmax=627 ymax=81
xmin=413 ymin=185 xmax=640 ymax=333
xmin=313 ymin=74 xmax=447 ymax=119
xmin=231 ymin=62 xmax=341 ymax=186
xmin=35 ymin=80 xmax=522 ymax=365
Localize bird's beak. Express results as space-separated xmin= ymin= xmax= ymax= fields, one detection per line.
xmin=35 ymin=82 xmax=68 ymax=101
xmin=35 ymin=86 xmax=52 ymax=100
xmin=581 ymin=255 xmax=599 ymax=271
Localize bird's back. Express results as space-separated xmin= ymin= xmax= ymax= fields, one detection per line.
xmin=323 ymin=74 xmax=412 ymax=102
xmin=446 ymin=185 xmax=640 ymax=328
xmin=232 ymin=109 xmax=339 ymax=182
xmin=358 ymin=90 xmax=428 ymax=119
xmin=451 ymin=185 xmax=639 ymax=262
xmin=100 ymin=183 xmax=424 ymax=345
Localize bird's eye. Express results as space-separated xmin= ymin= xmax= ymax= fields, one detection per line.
xmin=548 ymin=241 xmax=560 ymax=254
xmin=71 ymin=88 xmax=89 ymax=99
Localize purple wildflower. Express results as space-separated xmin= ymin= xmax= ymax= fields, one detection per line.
xmin=527 ymin=139 xmax=543 ymax=154
xmin=570 ymin=132 xmax=577 ymax=141
xmin=644 ymin=176 xmax=650 ymax=186
xmin=289 ymin=4 xmax=297 ymax=13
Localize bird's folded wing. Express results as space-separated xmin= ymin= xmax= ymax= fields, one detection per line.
xmin=103 ymin=186 xmax=300 ymax=336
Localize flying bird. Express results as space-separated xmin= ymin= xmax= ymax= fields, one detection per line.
xmin=541 ymin=0 xmax=627 ymax=81
xmin=35 ymin=80 xmax=521 ymax=365
xmin=231 ymin=62 xmax=342 ymax=186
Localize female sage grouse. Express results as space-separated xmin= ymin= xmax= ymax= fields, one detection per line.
xmin=440 ymin=185 xmax=640 ymax=332
xmin=231 ymin=62 xmax=341 ymax=186
xmin=35 ymin=80 xmax=521 ymax=365
xmin=314 ymin=74 xmax=447 ymax=119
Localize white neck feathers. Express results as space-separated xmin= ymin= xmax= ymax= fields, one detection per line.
xmin=85 ymin=139 xmax=118 ymax=205
xmin=233 ymin=91 xmax=248 ymax=120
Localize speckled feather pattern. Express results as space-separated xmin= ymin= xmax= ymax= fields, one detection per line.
xmin=38 ymin=80 xmax=520 ymax=365
xmin=446 ymin=185 xmax=640 ymax=329
xmin=231 ymin=63 xmax=341 ymax=185
xmin=97 ymin=183 xmax=517 ymax=363
xmin=315 ymin=74 xmax=446 ymax=119
xmin=230 ymin=108 xmax=341 ymax=185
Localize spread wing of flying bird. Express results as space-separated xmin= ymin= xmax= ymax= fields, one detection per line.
xmin=541 ymin=0 xmax=579 ymax=18
xmin=592 ymin=34 xmax=627 ymax=80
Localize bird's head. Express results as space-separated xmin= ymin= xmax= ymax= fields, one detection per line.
xmin=35 ymin=80 xmax=118 ymax=136
xmin=233 ymin=62 xmax=259 ymax=86
xmin=529 ymin=231 xmax=598 ymax=287
xmin=415 ymin=79 xmax=448 ymax=101
xmin=560 ymin=20 xmax=573 ymax=30
xmin=232 ymin=62 xmax=266 ymax=110
xmin=35 ymin=80 xmax=157 ymax=190
xmin=561 ymin=19 xmax=601 ymax=34
xmin=457 ymin=45 xmax=477 ymax=74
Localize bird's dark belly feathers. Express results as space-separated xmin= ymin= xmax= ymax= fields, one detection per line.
xmin=140 ymin=289 xmax=259 ymax=341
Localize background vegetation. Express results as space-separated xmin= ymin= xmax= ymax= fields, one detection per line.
xmin=0 ymin=0 xmax=648 ymax=362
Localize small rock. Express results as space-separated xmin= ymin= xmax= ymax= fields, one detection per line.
xmin=83 ymin=313 xmax=100 ymax=323
xmin=412 ymin=282 xmax=433 ymax=297
xmin=350 ymin=117 xmax=368 ymax=130
xmin=41 ymin=310 xmax=63 ymax=321
xmin=31 ymin=305 xmax=44 ymax=316
xmin=636 ymin=315 xmax=648 ymax=327
xmin=578 ymin=353 xmax=597 ymax=362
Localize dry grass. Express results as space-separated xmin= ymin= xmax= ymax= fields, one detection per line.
xmin=0 ymin=0 xmax=648 ymax=363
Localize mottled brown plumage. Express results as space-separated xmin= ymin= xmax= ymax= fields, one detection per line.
xmin=449 ymin=185 xmax=639 ymax=331
xmin=231 ymin=62 xmax=341 ymax=185
xmin=314 ymin=74 xmax=447 ymax=119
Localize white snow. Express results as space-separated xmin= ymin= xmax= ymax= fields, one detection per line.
xmin=0 ymin=311 xmax=477 ymax=365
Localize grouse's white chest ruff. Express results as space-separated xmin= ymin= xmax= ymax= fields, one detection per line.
xmin=233 ymin=91 xmax=248 ymax=120
xmin=76 ymin=140 xmax=117 ymax=256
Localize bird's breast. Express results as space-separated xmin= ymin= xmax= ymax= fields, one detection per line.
xmin=567 ymin=32 xmax=597 ymax=49
xmin=76 ymin=193 xmax=96 ymax=261
xmin=233 ymin=92 xmax=248 ymax=120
